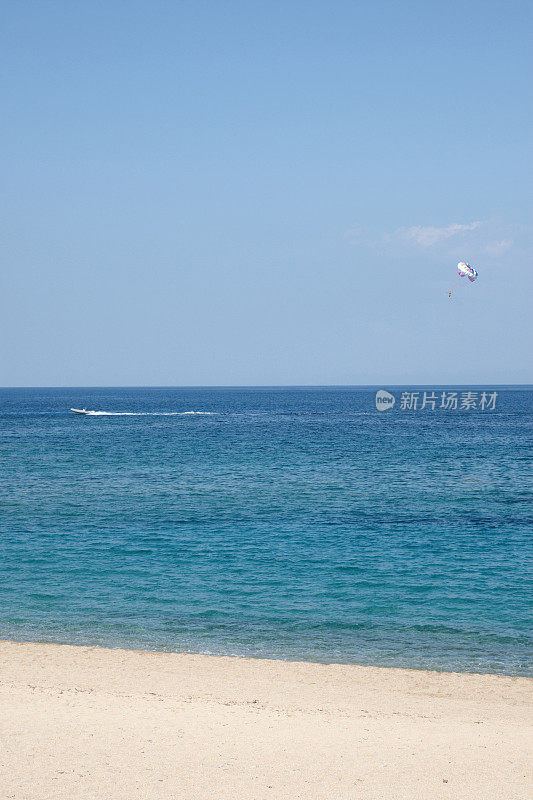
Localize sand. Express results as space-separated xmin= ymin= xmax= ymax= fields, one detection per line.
xmin=0 ymin=641 xmax=531 ymax=799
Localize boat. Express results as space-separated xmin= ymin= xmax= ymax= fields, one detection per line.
xmin=70 ymin=408 xmax=91 ymax=415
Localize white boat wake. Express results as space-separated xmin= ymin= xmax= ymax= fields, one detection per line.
xmin=71 ymin=409 xmax=215 ymax=416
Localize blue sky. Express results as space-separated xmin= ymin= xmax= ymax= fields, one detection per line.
xmin=2 ymin=0 xmax=531 ymax=386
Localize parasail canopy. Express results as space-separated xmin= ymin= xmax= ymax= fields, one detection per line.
xmin=457 ymin=261 xmax=478 ymax=282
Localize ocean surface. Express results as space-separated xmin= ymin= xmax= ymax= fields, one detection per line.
xmin=1 ymin=386 xmax=532 ymax=676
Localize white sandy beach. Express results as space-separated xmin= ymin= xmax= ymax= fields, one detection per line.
xmin=0 ymin=640 xmax=531 ymax=800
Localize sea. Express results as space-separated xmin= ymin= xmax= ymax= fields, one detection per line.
xmin=1 ymin=386 xmax=531 ymax=676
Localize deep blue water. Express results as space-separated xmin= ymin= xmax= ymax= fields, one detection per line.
xmin=1 ymin=386 xmax=532 ymax=675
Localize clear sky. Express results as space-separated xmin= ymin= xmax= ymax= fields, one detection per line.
xmin=2 ymin=0 xmax=531 ymax=386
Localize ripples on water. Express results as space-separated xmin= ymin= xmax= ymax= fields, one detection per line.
xmin=1 ymin=387 xmax=532 ymax=675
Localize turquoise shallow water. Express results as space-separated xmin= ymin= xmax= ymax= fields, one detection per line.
xmin=1 ymin=387 xmax=532 ymax=675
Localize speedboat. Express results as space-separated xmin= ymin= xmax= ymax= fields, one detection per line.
xmin=70 ymin=408 xmax=91 ymax=415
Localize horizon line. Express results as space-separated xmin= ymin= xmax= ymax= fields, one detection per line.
xmin=2 ymin=383 xmax=532 ymax=390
